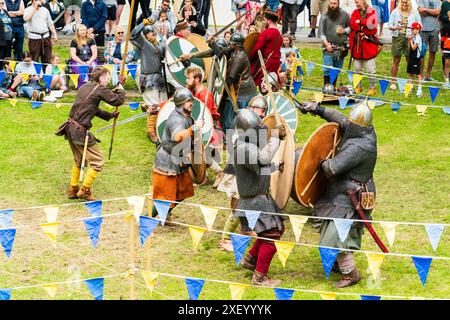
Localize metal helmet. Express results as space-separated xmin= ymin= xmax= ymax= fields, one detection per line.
xmin=249 ymin=95 xmax=268 ymax=111
xmin=267 ymin=72 xmax=278 ymax=87
xmin=348 ymin=100 xmax=373 ymax=127
xmin=322 ymin=83 xmax=335 ymax=95
xmin=229 ymin=32 xmax=245 ymax=47
xmin=142 ymin=25 xmax=154 ymax=36
xmin=216 ymin=38 xmax=228 ymax=49
xmin=235 ymin=109 xmax=261 ymax=132
xmin=173 ymin=87 xmax=194 ymax=108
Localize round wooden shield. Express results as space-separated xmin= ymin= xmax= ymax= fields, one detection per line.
xmin=290 ymin=146 xmax=303 ymax=204
xmin=244 ymin=31 xmax=260 ymax=56
xmin=212 ymin=56 xmax=227 ymax=109
xmin=156 ymin=97 xmax=214 ymax=146
xmin=294 ymin=122 xmax=342 ymax=208
xmin=265 ymin=93 xmax=299 ymax=133
xmin=165 ymin=36 xmax=209 ymax=87
xmin=186 ymin=33 xmax=213 ymax=79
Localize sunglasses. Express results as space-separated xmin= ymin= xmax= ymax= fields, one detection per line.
xmin=117 ymin=32 xmax=124 ymax=34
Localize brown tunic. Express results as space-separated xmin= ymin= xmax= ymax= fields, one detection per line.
xmin=64 ymin=82 xmax=126 ymax=146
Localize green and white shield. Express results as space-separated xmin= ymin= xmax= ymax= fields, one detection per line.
xmin=156 ymin=97 xmax=213 ymax=146
xmin=212 ymin=57 xmax=227 ymax=109
xmin=265 ymin=93 xmax=299 ymax=133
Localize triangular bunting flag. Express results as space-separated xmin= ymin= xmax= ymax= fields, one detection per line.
xmin=188 ymin=226 xmax=206 ymax=250
xmin=0 ymin=70 xmax=5 ymax=84
xmin=85 ymin=200 xmax=103 ymax=217
xmin=230 ymin=234 xmax=251 ymax=265
xmin=8 ymin=98 xmax=17 ymax=107
xmin=411 ymin=256 xmax=432 ymax=286
xmin=139 ymin=216 xmax=159 ymax=246
xmin=404 ymin=83 xmax=413 ymax=97
xmin=444 ymin=107 xmax=450 ymax=115
xmin=153 ymin=199 xmax=171 ymax=225
xmin=103 ymin=64 xmax=114 ymax=73
xmin=44 ymin=206 xmax=59 ymax=223
xmin=353 ymin=74 xmax=363 ymax=89
xmin=338 ymin=97 xmax=349 ymax=110
xmin=314 ymin=92 xmax=324 ymax=103
xmin=83 ymin=216 xmax=103 ymax=248
xmin=361 ymin=295 xmax=381 ymax=300
xmin=0 ymin=229 xmax=16 ymax=258
xmin=292 ymin=79 xmax=302 ymax=96
xmin=21 ymin=73 xmax=30 ymax=83
xmin=378 ymin=79 xmax=390 ymax=96
xmin=229 ymin=283 xmax=248 ymax=300
xmin=185 ymin=278 xmax=205 ymax=300
xmin=43 ymin=74 xmax=53 ymax=90
xmin=297 ymin=65 xmax=304 ymax=76
xmin=57 ymin=64 xmax=65 ymax=74
xmin=397 ymin=78 xmax=407 ymax=94
xmin=9 ymin=60 xmax=17 ymax=72
xmin=367 ymin=100 xmax=377 ymax=110
xmin=320 ymin=292 xmax=337 ymax=300
xmin=274 ymin=288 xmax=295 ymax=300
xmin=129 ymin=102 xmax=140 ymax=111
xmin=126 ymin=64 xmax=138 ymax=80
xmin=34 ymin=63 xmax=42 ymax=74
xmin=329 ymin=68 xmax=340 ymax=85
xmin=0 ymin=209 xmax=14 ymax=228
xmin=428 ymin=86 xmax=440 ymax=104
xmin=244 ymin=210 xmax=260 ymax=230
xmin=424 ymin=224 xmax=445 ymax=252
xmin=275 ymin=241 xmax=295 ymax=268
xmin=200 ymin=205 xmax=218 ymax=231
xmin=40 ymin=222 xmax=60 ymax=246
xmin=379 ymin=222 xmax=398 ymax=247
xmin=306 ymin=62 xmax=315 ymax=76
xmin=69 ymin=74 xmax=79 ymax=88
xmin=318 ymin=247 xmax=340 ymax=278
xmin=31 ymin=101 xmax=43 ymax=109
xmin=84 ymin=277 xmax=104 ymax=300
xmin=141 ymin=271 xmax=158 ymax=294
xmin=0 ymin=289 xmax=12 ymax=300
xmin=126 ymin=196 xmax=145 ymax=222
xmin=289 ymin=216 xmax=308 ymax=242
xmin=42 ymin=284 xmax=58 ymax=298
xmin=416 ymin=105 xmax=427 ymax=116
xmin=366 ymin=252 xmax=385 ymax=279
xmin=390 ymin=102 xmax=401 ymax=112
xmin=347 ymin=70 xmax=354 ymax=85
xmin=334 ymin=219 xmax=353 ymax=242
xmin=78 ymin=65 xmax=89 ymax=76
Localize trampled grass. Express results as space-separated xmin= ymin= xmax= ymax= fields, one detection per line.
xmin=0 ymin=45 xmax=449 ymax=300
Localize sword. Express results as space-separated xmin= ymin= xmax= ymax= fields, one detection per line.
xmin=207 ymin=10 xmax=248 ymax=41
xmin=79 ymin=130 xmax=90 ymax=183
xmin=95 ymin=112 xmax=147 ymax=134
xmin=213 ymin=59 xmax=238 ymax=113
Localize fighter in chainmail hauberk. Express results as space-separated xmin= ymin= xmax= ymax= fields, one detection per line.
xmin=299 ymin=101 xmax=377 ymax=288
xmin=151 ymin=87 xmax=204 ymax=222
xmin=233 ymin=109 xmax=287 ymax=287
xmin=130 ymin=20 xmax=168 ymax=144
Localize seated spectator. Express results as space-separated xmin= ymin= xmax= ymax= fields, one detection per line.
xmin=70 ymin=24 xmax=98 ymax=88
xmin=81 ymin=0 xmax=107 ymax=46
xmin=44 ymin=53 xmax=68 ymax=91
xmin=0 ymin=1 xmax=12 ymax=66
xmin=180 ymin=3 xmax=206 ymax=36
xmin=280 ymin=34 xmax=298 ymax=64
xmin=156 ymin=10 xmax=171 ymax=39
xmin=63 ymin=0 xmax=81 ymax=35
xmin=104 ymin=26 xmax=135 ymax=85
xmin=14 ymin=51 xmax=46 ymax=101
xmin=0 ymin=58 xmax=17 ymax=98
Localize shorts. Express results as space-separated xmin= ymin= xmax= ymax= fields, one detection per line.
xmin=391 ymin=34 xmax=409 ymax=57
xmin=442 ymin=40 xmax=450 ymax=59
xmin=407 ymin=55 xmax=421 ymax=75
xmin=421 ymin=30 xmax=439 ymax=53
xmin=217 ymin=173 xmax=239 ymax=199
xmin=63 ymin=0 xmax=82 ymax=9
xmin=107 ymin=5 xmax=117 ymax=21
xmin=117 ymin=0 xmax=125 ymax=4
xmin=311 ymin=0 xmax=329 ymax=16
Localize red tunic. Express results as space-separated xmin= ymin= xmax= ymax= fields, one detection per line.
xmin=349 ymin=7 xmax=379 ymax=60
xmin=192 ymin=87 xmax=222 ymax=147
xmin=250 ymin=27 xmax=282 ymax=87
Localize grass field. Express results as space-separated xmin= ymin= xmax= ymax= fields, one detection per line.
xmin=0 ymin=44 xmax=449 ymax=300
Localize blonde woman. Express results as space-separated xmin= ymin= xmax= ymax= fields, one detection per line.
xmin=70 ymin=24 xmax=98 ymax=89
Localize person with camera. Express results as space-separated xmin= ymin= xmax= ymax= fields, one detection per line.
xmin=23 ymin=0 xmax=57 ymax=64
xmin=180 ymin=2 xmax=206 ymax=36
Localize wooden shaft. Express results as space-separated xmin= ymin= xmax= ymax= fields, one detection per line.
xmin=79 ymin=130 xmax=90 ymax=182
xmin=257 ymin=50 xmax=280 ymax=125
xmin=211 ymin=0 xmax=218 ymax=33
xmin=129 ymin=212 xmax=137 ymax=300
xmin=146 ymin=187 xmax=153 ymax=272
xmin=332 ymin=129 xmax=338 ymax=158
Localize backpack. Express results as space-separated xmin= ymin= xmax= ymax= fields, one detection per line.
xmin=419 ymin=41 xmax=427 ymax=59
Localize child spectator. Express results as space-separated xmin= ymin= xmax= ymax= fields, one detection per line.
xmin=407 ymin=22 xmax=423 ymax=97
xmin=0 ymin=58 xmax=17 ymax=98
xmin=280 ymin=34 xmax=298 ymax=64
xmin=44 ymin=53 xmax=67 ymax=91
xmin=279 ymin=50 xmax=297 ymax=91
xmin=156 ymin=10 xmax=171 ymax=39
xmin=14 ymin=51 xmax=46 ymax=101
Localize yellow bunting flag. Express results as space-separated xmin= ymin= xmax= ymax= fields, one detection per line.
xmin=314 ymin=92 xmax=324 ymax=103
xmin=42 ymin=284 xmax=58 ymax=298
xmin=379 ymin=222 xmax=398 ymax=247
xmin=200 ymin=205 xmax=218 ymax=231
xmin=125 ymin=209 xmax=134 ymax=223
xmin=9 ymin=60 xmax=17 ymax=72
xmin=229 ymin=283 xmax=248 ymax=300
xmin=353 ymin=74 xmax=363 ymax=88
xmin=56 ymin=103 xmax=62 ymax=109
xmin=141 ymin=271 xmax=159 ymax=295
xmin=58 ymin=64 xmax=66 ymax=74
xmin=366 ymin=252 xmax=385 ymax=279
xmin=188 ymin=226 xmax=206 ymax=250
xmin=404 ymin=83 xmax=413 ymax=97
xmin=320 ymin=292 xmax=337 ymax=300
xmin=21 ymin=73 xmax=30 ymax=83
xmin=289 ymin=216 xmax=309 ymax=242
xmin=367 ymin=100 xmax=377 ymax=110
xmin=44 ymin=206 xmax=59 ymax=223
xmin=104 ymin=64 xmax=114 ymax=73
xmin=40 ymin=222 xmax=60 ymax=247
xmin=416 ymin=105 xmax=427 ymax=116
xmin=69 ymin=74 xmax=79 ymax=88
xmin=275 ymin=241 xmax=295 ymax=268
xmin=126 ymin=196 xmax=146 ymax=223
xmin=8 ymin=98 xmax=17 ymax=107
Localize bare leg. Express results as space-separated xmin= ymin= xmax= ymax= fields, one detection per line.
xmin=116 ymin=4 xmax=124 ymax=25
xmin=426 ymin=51 xmax=436 ymax=79
xmin=390 ymin=56 xmax=401 ymax=80
xmin=74 ymin=10 xmax=81 ymax=24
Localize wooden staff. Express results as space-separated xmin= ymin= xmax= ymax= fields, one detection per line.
xmin=211 ymin=0 xmax=218 ymax=33
xmin=79 ymin=130 xmax=90 ymax=182
xmin=108 ymin=0 xmax=137 ymax=160
xmin=129 ymin=208 xmax=137 ymax=300
xmin=257 ymin=50 xmax=281 ymax=126
xmin=146 ymin=187 xmax=154 ymax=272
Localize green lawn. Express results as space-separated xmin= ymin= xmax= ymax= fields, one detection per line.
xmin=0 ymin=44 xmax=449 ymax=300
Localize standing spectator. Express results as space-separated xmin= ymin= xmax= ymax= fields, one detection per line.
xmin=198 ymin=0 xmax=210 ymax=29
xmin=0 ymin=1 xmax=13 ymax=64
xmin=81 ymin=0 xmax=107 ymax=47
xmin=62 ymin=0 xmax=81 ymax=35
xmin=349 ymin=0 xmax=379 ymax=95
xmin=371 ymin=0 xmax=389 ymax=37
xmin=44 ymin=0 xmax=65 ymax=31
xmin=281 ymin=0 xmax=301 ymax=40
xmin=231 ymin=0 xmax=248 ymax=32
xmin=417 ymin=0 xmax=441 ymax=82
xmin=441 ymin=0 xmax=450 ymax=88
xmin=23 ymin=0 xmax=58 ymax=64
xmin=388 ymin=0 xmax=421 ymax=90
xmin=104 ymin=26 xmax=135 ymax=85
xmin=104 ymin=0 xmax=117 ymax=41
xmin=128 ymin=0 xmax=151 ymax=31
xmin=5 ymin=0 xmax=25 ymax=61
xmin=407 ymin=21 xmax=423 ymax=96
xmin=70 ymin=24 xmax=98 ymax=88
xmin=150 ymin=0 xmax=176 ymax=37
xmin=115 ymin=0 xmax=125 ymax=29
xmin=181 ymin=3 xmax=206 ymax=36
xmin=319 ymin=0 xmax=350 ymax=86
xmin=340 ymin=0 xmax=355 ymax=14
xmin=309 ymin=0 xmax=329 ymax=37
xmin=178 ymin=0 xmax=198 ymax=20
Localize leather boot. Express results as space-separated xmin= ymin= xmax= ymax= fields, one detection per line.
xmin=147 ymin=114 xmax=159 ymax=144
xmin=240 ymin=253 xmax=257 ymax=271
xmin=68 ymin=185 xmax=79 ymax=199
xmin=77 ymin=186 xmax=96 ymax=201
xmin=335 ymin=268 xmax=361 ymax=288
xmin=252 ymin=271 xmax=281 ymax=287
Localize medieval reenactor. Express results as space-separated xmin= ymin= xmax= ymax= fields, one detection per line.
xmin=60 ymin=67 xmax=126 ymax=201
xmin=130 ymin=21 xmax=167 ymax=144
xmin=299 ymin=100 xmax=377 ymax=288
xmin=150 ymin=87 xmax=204 ymax=222
xmin=234 ymin=109 xmax=287 ymax=287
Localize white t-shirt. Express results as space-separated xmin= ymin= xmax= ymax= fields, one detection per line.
xmin=412 ymin=34 xmax=422 ymax=59
xmin=24 ymin=6 xmax=53 ymax=39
